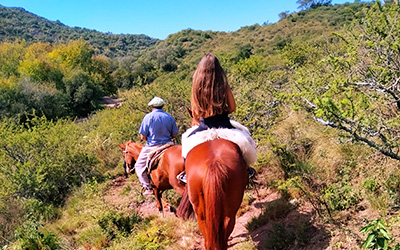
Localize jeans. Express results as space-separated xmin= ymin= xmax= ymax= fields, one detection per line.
xmin=134 ymin=144 xmax=162 ymax=189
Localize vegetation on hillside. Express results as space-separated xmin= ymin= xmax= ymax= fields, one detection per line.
xmin=0 ymin=39 xmax=116 ymax=121
xmin=1 ymin=1 xmax=400 ymax=249
xmin=0 ymin=4 xmax=158 ymax=58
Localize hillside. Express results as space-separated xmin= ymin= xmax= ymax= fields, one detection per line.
xmin=1 ymin=1 xmax=400 ymax=249
xmin=0 ymin=4 xmax=159 ymax=58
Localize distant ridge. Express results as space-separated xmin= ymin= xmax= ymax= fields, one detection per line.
xmin=0 ymin=4 xmax=159 ymax=58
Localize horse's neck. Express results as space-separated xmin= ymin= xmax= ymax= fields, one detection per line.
xmin=131 ymin=144 xmax=143 ymax=160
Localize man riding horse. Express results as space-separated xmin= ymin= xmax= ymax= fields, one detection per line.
xmin=134 ymin=96 xmax=179 ymax=196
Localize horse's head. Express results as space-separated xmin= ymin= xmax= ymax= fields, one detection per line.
xmin=118 ymin=140 xmax=143 ymax=175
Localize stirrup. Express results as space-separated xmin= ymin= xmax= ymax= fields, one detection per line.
xmin=177 ymin=171 xmax=187 ymax=184
xmin=248 ymin=167 xmax=256 ymax=179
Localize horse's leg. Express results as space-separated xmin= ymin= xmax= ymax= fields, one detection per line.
xmin=160 ymin=197 xmax=176 ymax=214
xmin=187 ymin=180 xmax=209 ymax=248
xmin=176 ymin=189 xmax=195 ymax=219
xmin=153 ymin=188 xmax=164 ymax=215
xmin=225 ymin=169 xmax=248 ymax=245
xmin=225 ymin=216 xmax=236 ymax=244
xmin=192 ymin=198 xmax=208 ymax=249
xmin=123 ymin=161 xmax=128 ymax=178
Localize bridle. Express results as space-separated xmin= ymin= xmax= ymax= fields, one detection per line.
xmin=123 ymin=143 xmax=136 ymax=172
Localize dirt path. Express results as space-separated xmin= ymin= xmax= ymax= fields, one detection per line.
xmin=104 ymin=175 xmax=280 ymax=249
xmin=229 ymin=190 xmax=281 ymax=248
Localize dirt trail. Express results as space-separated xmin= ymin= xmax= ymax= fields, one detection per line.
xmin=104 ymin=175 xmax=280 ymax=249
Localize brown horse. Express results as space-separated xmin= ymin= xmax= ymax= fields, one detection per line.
xmin=178 ymin=138 xmax=248 ymax=250
xmin=118 ymin=140 xmax=185 ymax=213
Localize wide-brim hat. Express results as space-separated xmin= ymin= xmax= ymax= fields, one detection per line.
xmin=148 ymin=96 xmax=165 ymax=107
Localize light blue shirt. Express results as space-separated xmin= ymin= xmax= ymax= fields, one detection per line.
xmin=139 ymin=109 xmax=179 ymax=146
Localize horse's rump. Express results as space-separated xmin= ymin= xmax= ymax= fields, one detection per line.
xmin=182 ymin=139 xmax=248 ymax=250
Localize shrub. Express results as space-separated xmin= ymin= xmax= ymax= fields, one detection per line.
xmin=323 ymin=181 xmax=361 ymax=211
xmin=0 ymin=116 xmax=101 ymax=210
xmin=97 ymin=210 xmax=142 ymax=240
xmin=14 ymin=220 xmax=60 ymax=250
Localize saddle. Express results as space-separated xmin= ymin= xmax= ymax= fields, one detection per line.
xmin=181 ymin=120 xmax=257 ymax=166
xmin=145 ymin=142 xmax=174 ymax=174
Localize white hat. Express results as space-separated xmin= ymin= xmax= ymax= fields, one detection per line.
xmin=148 ymin=96 xmax=165 ymax=107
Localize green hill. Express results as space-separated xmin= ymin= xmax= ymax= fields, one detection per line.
xmin=0 ymin=4 xmax=159 ymax=58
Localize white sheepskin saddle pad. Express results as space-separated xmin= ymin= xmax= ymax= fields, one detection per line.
xmin=181 ymin=120 xmax=257 ymax=166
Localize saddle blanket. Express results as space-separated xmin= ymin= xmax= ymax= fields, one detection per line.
xmin=146 ymin=142 xmax=174 ymax=173
xmin=181 ymin=120 xmax=257 ymax=166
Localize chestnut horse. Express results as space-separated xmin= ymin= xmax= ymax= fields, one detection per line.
xmin=178 ymin=138 xmax=248 ymax=250
xmin=118 ymin=140 xmax=185 ymax=213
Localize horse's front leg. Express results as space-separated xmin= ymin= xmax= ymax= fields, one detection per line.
xmin=123 ymin=161 xmax=128 ymax=178
xmin=153 ymin=188 xmax=164 ymax=215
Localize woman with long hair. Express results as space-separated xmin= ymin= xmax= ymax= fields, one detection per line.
xmin=189 ymin=53 xmax=236 ymax=133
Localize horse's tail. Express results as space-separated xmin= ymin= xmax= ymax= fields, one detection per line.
xmin=176 ymin=187 xmax=195 ymax=220
xmin=204 ymin=158 xmax=229 ymax=250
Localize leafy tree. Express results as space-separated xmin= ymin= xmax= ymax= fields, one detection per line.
xmin=0 ymin=116 xmax=100 ymax=206
xmin=18 ymin=42 xmax=63 ymax=86
xmin=0 ymin=40 xmax=25 ymax=78
xmin=297 ymin=0 xmax=332 ymax=10
xmin=89 ymin=55 xmax=117 ymax=96
xmin=0 ymin=5 xmax=158 ymax=59
xmin=294 ymin=1 xmax=400 ymax=160
xmin=279 ymin=11 xmax=290 ymax=20
xmin=49 ymin=39 xmax=93 ymax=74
xmin=64 ymin=71 xmax=103 ymax=117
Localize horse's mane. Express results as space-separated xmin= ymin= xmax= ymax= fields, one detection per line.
xmin=126 ymin=141 xmax=143 ymax=152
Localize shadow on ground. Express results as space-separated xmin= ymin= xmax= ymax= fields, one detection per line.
xmin=248 ymin=198 xmax=331 ymax=250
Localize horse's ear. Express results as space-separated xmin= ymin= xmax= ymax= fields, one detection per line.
xmin=186 ymin=107 xmax=193 ymax=118
xmin=118 ymin=143 xmax=125 ymax=150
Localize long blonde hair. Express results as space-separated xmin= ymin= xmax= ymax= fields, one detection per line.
xmin=191 ymin=53 xmax=230 ymax=123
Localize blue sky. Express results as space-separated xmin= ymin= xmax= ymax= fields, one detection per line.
xmin=1 ymin=0 xmax=357 ymax=39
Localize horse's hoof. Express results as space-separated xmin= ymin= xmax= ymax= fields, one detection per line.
xmin=169 ymin=206 xmax=176 ymax=214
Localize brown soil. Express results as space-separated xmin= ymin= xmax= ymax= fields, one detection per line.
xmin=103 ymin=174 xmax=375 ymax=250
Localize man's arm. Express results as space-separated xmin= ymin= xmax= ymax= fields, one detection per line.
xmin=140 ymin=134 xmax=147 ymax=141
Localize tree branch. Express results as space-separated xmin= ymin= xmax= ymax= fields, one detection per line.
xmin=314 ymin=116 xmax=400 ymax=161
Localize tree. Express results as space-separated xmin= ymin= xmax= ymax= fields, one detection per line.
xmin=297 ymin=0 xmax=332 ymax=10
xmin=90 ymin=55 xmax=117 ymax=96
xmin=384 ymin=0 xmax=399 ymax=4
xmin=279 ymin=11 xmax=290 ymax=20
xmin=18 ymin=42 xmax=63 ymax=86
xmin=64 ymin=71 xmax=102 ymax=117
xmin=294 ymin=2 xmax=400 ymax=160
xmin=0 ymin=40 xmax=26 ymax=78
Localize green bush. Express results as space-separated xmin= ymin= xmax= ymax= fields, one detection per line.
xmin=362 ymin=178 xmax=381 ymax=193
xmin=97 ymin=210 xmax=142 ymax=240
xmin=14 ymin=220 xmax=60 ymax=250
xmin=0 ymin=116 xmax=101 ymax=209
xmin=323 ymin=181 xmax=361 ymax=211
